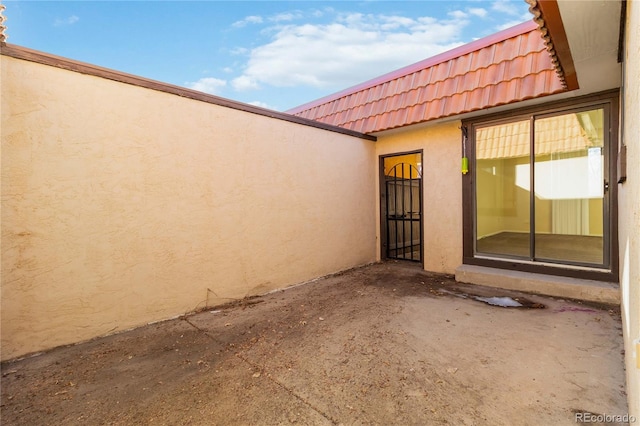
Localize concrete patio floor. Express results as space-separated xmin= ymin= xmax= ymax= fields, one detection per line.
xmin=0 ymin=262 xmax=629 ymax=425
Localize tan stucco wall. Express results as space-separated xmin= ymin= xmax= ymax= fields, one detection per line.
xmin=0 ymin=55 xmax=377 ymax=361
xmin=375 ymin=121 xmax=462 ymax=274
xmin=620 ymin=0 xmax=640 ymax=417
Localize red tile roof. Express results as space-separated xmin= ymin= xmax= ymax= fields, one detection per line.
xmin=287 ymin=21 xmax=566 ymax=134
xmin=525 ymin=0 xmax=578 ymax=90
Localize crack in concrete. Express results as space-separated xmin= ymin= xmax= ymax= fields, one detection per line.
xmin=182 ymin=317 xmax=338 ymax=425
xmin=233 ymin=351 xmax=339 ymax=425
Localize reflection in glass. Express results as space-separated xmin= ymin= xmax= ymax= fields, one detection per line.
xmin=534 ymin=109 xmax=604 ymax=264
xmin=475 ymin=120 xmax=531 ymax=258
xmin=474 ymin=108 xmax=605 ymax=266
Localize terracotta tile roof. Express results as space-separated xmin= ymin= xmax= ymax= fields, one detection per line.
xmin=0 ymin=5 xmax=7 ymax=43
xmin=525 ymin=0 xmax=578 ymax=90
xmin=287 ymin=21 xmax=566 ymax=134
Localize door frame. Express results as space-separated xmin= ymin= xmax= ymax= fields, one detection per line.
xmin=379 ymin=150 xmax=424 ymax=265
xmin=461 ymin=90 xmax=619 ymax=282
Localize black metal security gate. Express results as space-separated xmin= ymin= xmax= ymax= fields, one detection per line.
xmin=385 ymin=163 xmax=422 ymax=262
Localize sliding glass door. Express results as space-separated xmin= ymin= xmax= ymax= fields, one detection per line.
xmin=476 ymin=119 xmax=531 ymax=258
xmin=473 ymin=105 xmax=609 ymax=268
xmin=533 ymin=109 xmax=605 ymax=265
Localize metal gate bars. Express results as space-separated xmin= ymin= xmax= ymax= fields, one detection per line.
xmin=385 ymin=163 xmax=422 ymax=262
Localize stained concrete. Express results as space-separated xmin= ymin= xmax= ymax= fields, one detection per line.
xmin=455 ymin=264 xmax=620 ymax=304
xmin=1 ymin=262 xmax=629 ymax=425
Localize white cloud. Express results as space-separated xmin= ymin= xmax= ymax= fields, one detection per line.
xmin=186 ymin=77 xmax=227 ymax=95
xmin=231 ymin=47 xmax=249 ymax=56
xmin=311 ymin=9 xmax=325 ymax=18
xmin=448 ymin=10 xmax=468 ymax=20
xmin=232 ymin=15 xmax=263 ymax=28
xmin=269 ymin=12 xmax=303 ymax=23
xmin=491 ymin=0 xmax=520 ymax=16
xmin=248 ymin=100 xmax=275 ymax=109
xmin=378 ymin=16 xmax=415 ymax=31
xmin=495 ymin=20 xmax=526 ymax=31
xmin=232 ymin=12 xmax=468 ymax=91
xmin=490 ymin=1 xmax=531 ymax=29
xmin=468 ymin=8 xmax=489 ymax=18
xmin=231 ymin=75 xmax=259 ymax=91
xmin=54 ymin=15 xmax=79 ymax=27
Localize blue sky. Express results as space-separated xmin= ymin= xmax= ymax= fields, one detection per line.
xmin=2 ymin=1 xmax=532 ymax=111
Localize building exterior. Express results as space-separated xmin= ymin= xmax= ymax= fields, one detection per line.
xmin=1 ymin=0 xmax=638 ymax=416
xmin=290 ymin=0 xmax=639 ymax=416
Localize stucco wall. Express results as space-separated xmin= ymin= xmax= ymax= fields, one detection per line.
xmin=620 ymin=0 xmax=640 ymax=417
xmin=375 ymin=121 xmax=462 ymax=274
xmin=0 ymin=55 xmax=377 ymax=361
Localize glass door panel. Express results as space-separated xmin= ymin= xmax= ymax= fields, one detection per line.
xmin=533 ymin=109 xmax=605 ymax=265
xmin=475 ymin=120 xmax=531 ymax=258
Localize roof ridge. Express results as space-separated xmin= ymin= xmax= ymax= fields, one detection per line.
xmin=322 ymin=69 xmax=564 ymax=128
xmin=289 ymin=18 xmax=566 ymax=134
xmin=287 ymin=20 xmax=538 ymax=114
xmin=304 ymin=55 xmax=552 ymax=121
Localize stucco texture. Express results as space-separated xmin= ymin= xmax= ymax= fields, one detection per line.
xmin=375 ymin=121 xmax=462 ymax=274
xmin=620 ymin=0 xmax=640 ymax=417
xmin=0 ymin=55 xmax=376 ymax=360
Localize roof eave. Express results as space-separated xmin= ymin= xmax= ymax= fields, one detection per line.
xmin=525 ymin=0 xmax=579 ymax=91
xmin=287 ymin=21 xmax=539 ymax=115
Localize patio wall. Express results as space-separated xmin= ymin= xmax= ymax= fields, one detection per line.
xmin=0 ymin=54 xmax=377 ymax=361
xmin=620 ymin=0 xmax=640 ymax=417
xmin=375 ymin=121 xmax=463 ymax=273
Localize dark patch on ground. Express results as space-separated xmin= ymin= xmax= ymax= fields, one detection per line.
xmin=1 ymin=261 xmax=627 ymax=426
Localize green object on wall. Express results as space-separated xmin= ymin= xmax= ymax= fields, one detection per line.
xmin=461 ymin=157 xmax=469 ymax=174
